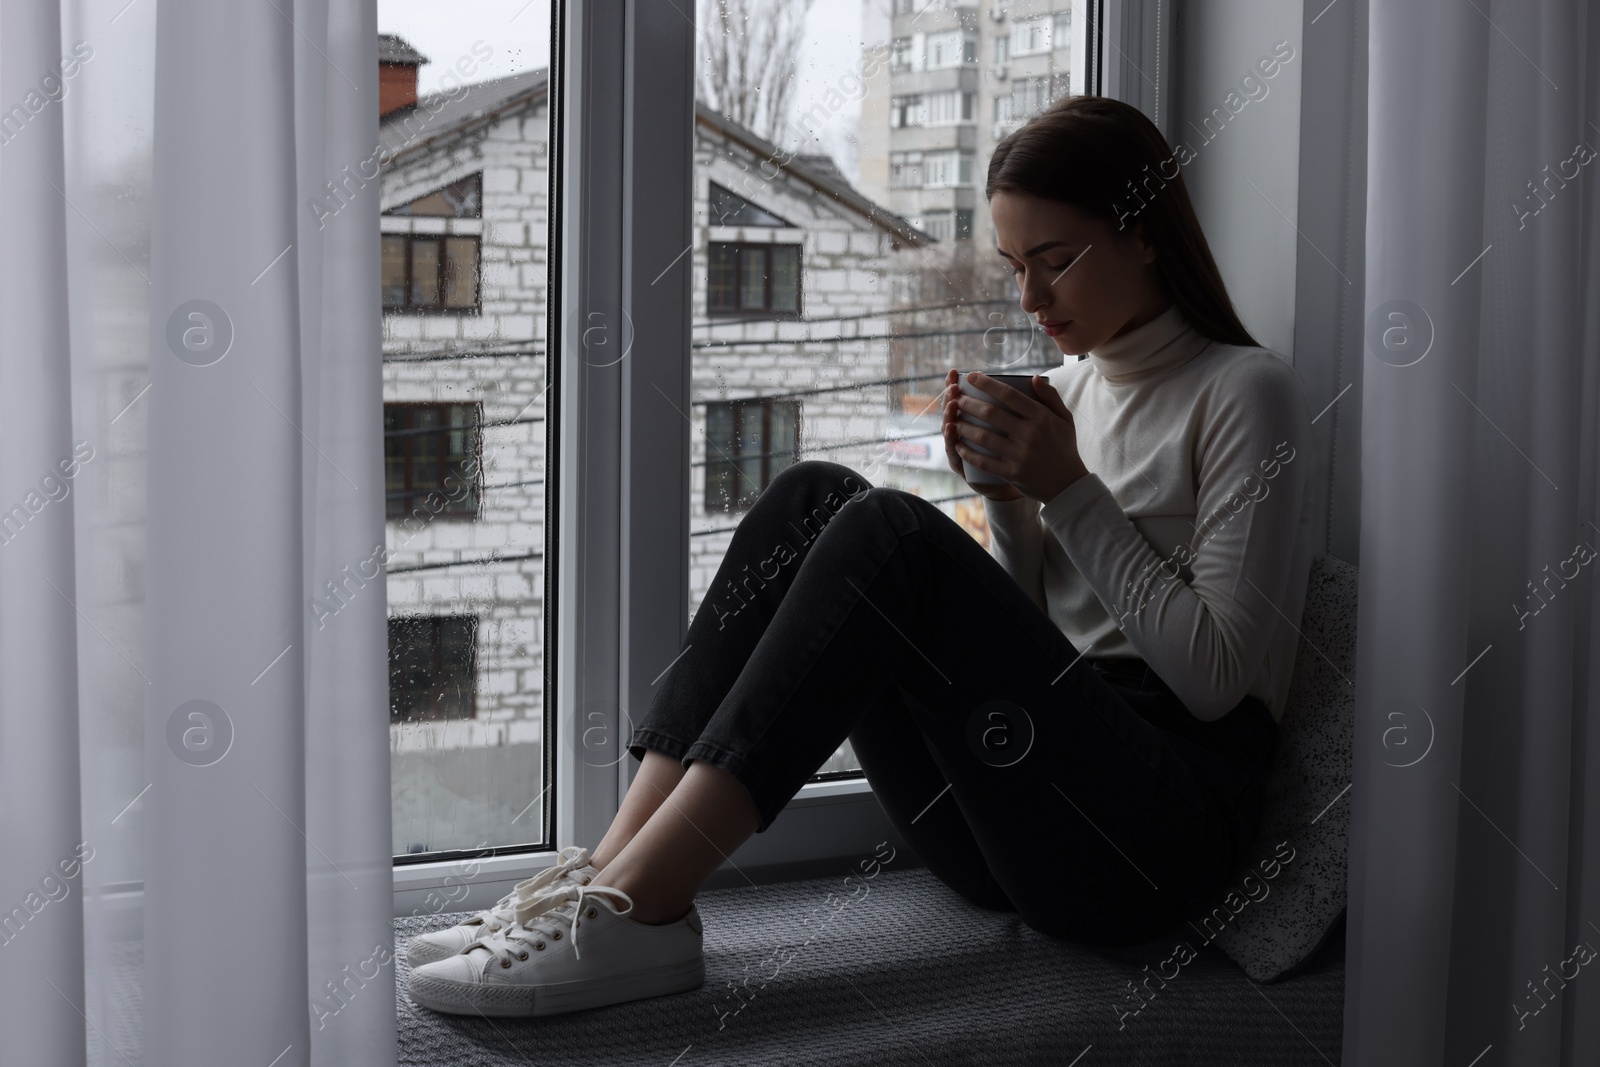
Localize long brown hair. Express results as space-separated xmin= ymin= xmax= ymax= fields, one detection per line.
xmin=986 ymin=95 xmax=1260 ymax=348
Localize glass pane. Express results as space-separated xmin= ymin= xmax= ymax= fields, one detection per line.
xmin=381 ymin=234 xmax=408 ymax=307
xmin=770 ymin=245 xmax=799 ymax=313
xmin=443 ymin=236 xmax=478 ymax=307
xmin=733 ymin=401 xmax=765 ymax=508
xmin=378 ymin=4 xmax=552 ymax=858
xmin=690 ymin=0 xmax=1080 ymax=780
xmin=704 ymin=401 xmax=737 ymax=511
xmin=708 ymin=242 xmax=737 ymax=313
xmin=409 ymin=237 xmax=440 ymax=306
xmin=739 ymin=245 xmax=766 ymax=309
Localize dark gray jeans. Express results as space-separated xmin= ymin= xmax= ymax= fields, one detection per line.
xmin=627 ymin=460 xmax=1277 ymax=945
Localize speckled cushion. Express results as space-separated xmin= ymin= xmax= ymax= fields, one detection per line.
xmin=1179 ymin=552 xmax=1357 ymax=982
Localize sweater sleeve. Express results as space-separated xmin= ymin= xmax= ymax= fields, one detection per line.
xmin=1037 ymin=355 xmax=1314 ymax=721
xmin=983 ymin=493 xmax=1049 ymax=613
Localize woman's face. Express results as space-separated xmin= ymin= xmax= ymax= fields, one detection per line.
xmin=990 ymin=189 xmax=1170 ymax=356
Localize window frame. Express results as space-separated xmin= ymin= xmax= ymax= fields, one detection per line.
xmin=395 ymin=0 xmax=1112 ymax=918
xmin=381 ymin=231 xmax=483 ymax=313
xmin=706 ymin=241 xmax=804 ymax=319
xmin=383 ymin=400 xmax=484 ymax=521
xmin=702 ymin=397 xmax=804 ymax=513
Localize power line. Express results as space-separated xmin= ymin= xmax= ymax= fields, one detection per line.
xmin=694 ymin=325 xmax=1039 ymax=350
xmin=387 ymin=550 xmax=543 ymax=575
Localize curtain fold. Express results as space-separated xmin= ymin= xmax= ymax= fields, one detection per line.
xmin=0 ymin=1 xmax=394 ymax=1064
xmin=1347 ymin=1 xmax=1600 ymax=1064
xmin=0 ymin=0 xmax=88 ymax=1064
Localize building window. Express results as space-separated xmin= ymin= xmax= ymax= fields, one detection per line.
xmin=892 ymin=93 xmax=927 ymax=128
xmin=708 ymin=242 xmax=802 ymax=317
xmin=704 ymin=398 xmax=802 ymax=512
xmin=994 ymin=35 xmax=1009 ymax=66
xmin=891 ymin=36 xmax=916 ymax=71
xmin=709 ymin=182 xmax=790 ymax=227
xmin=384 ymin=173 xmax=482 ymax=218
xmin=1053 ymin=9 xmax=1073 ymax=47
xmin=890 ymin=151 xmax=924 ymax=188
xmin=389 ymin=614 xmax=478 ymax=723
xmin=1005 ymin=76 xmax=1054 ymax=121
xmin=923 ymin=150 xmax=974 ymax=187
xmin=382 ymin=234 xmax=481 ymax=311
xmin=1010 ymin=17 xmax=1052 ymax=57
xmin=919 ymin=211 xmax=954 ymax=242
xmin=925 ymin=89 xmax=974 ymax=125
xmin=385 ymin=402 xmax=482 ymax=521
xmin=955 ymin=208 xmax=973 ymax=241
xmin=926 ymin=30 xmax=977 ymax=69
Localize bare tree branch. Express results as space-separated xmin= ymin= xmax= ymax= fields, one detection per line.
xmin=695 ymin=0 xmax=817 ymax=146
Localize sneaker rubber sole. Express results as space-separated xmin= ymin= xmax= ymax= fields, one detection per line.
xmin=407 ymin=956 xmax=705 ymax=1017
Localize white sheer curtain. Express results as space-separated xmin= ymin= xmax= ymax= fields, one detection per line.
xmin=1347 ymin=1 xmax=1600 ymax=1064
xmin=0 ymin=1 xmax=394 ymax=1065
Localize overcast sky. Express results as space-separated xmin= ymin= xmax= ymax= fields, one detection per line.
xmin=378 ymin=0 xmax=878 ymax=184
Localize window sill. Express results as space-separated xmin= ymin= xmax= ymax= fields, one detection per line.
xmin=391 ymin=775 xmax=901 ymax=917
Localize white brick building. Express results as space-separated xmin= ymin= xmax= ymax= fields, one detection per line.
xmin=365 ymin=38 xmax=929 ymax=848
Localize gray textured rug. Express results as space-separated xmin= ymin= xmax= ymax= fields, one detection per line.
xmin=396 ymin=866 xmax=1345 ymax=1066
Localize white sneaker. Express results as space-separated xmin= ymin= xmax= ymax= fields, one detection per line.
xmin=406 ymin=881 xmax=705 ymax=1017
xmin=405 ymin=845 xmax=600 ymax=968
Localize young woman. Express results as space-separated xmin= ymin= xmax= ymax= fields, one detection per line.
xmin=406 ymin=94 xmax=1316 ymax=1019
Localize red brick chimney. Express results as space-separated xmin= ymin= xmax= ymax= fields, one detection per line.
xmin=378 ymin=34 xmax=427 ymax=117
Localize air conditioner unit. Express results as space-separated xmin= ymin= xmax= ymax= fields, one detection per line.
xmin=988 ymin=7 xmax=1005 ymax=21
xmin=995 ymin=64 xmax=1008 ymax=80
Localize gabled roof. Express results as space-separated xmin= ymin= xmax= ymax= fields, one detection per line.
xmin=377 ymin=66 xmax=930 ymax=247
xmin=694 ymin=105 xmax=929 ymax=246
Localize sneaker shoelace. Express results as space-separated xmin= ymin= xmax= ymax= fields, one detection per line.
xmin=475 ymin=882 xmax=635 ymax=967
xmin=459 ymin=845 xmax=593 ymax=938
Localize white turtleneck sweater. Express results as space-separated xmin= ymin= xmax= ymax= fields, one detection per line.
xmin=983 ymin=303 xmax=1316 ymax=724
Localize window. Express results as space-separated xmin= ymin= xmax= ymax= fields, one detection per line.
xmin=383 ymin=172 xmax=482 ymax=217
xmin=926 ymin=30 xmax=976 ymax=69
xmin=1053 ymin=9 xmax=1073 ymax=47
xmin=1011 ymin=16 xmax=1052 ymax=57
xmin=925 ymin=89 xmax=975 ymax=125
xmin=384 ymin=402 xmax=482 ymax=521
xmin=994 ymin=35 xmax=1009 ymax=66
xmin=892 ymin=93 xmax=927 ymax=128
xmin=381 ymin=234 xmax=481 ymax=310
xmin=918 ymin=210 xmax=954 ymax=242
xmin=995 ymin=93 xmax=1014 ymax=124
xmin=923 ymin=150 xmax=974 ymax=187
xmin=1008 ymin=75 xmax=1054 ymax=121
xmin=708 ymin=242 xmax=802 ymax=317
xmin=389 ymin=615 xmax=478 ymax=723
xmin=955 ymin=208 xmax=973 ymax=240
xmin=891 ymin=36 xmax=916 ymax=71
xmin=890 ymin=151 xmax=924 ymax=188
xmin=704 ymin=399 xmax=802 ymax=512
xmin=709 ymin=182 xmax=789 ymax=227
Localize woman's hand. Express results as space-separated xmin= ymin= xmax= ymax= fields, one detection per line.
xmin=942 ymin=369 xmax=1023 ymax=502
xmin=944 ymin=369 xmax=1089 ymax=504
